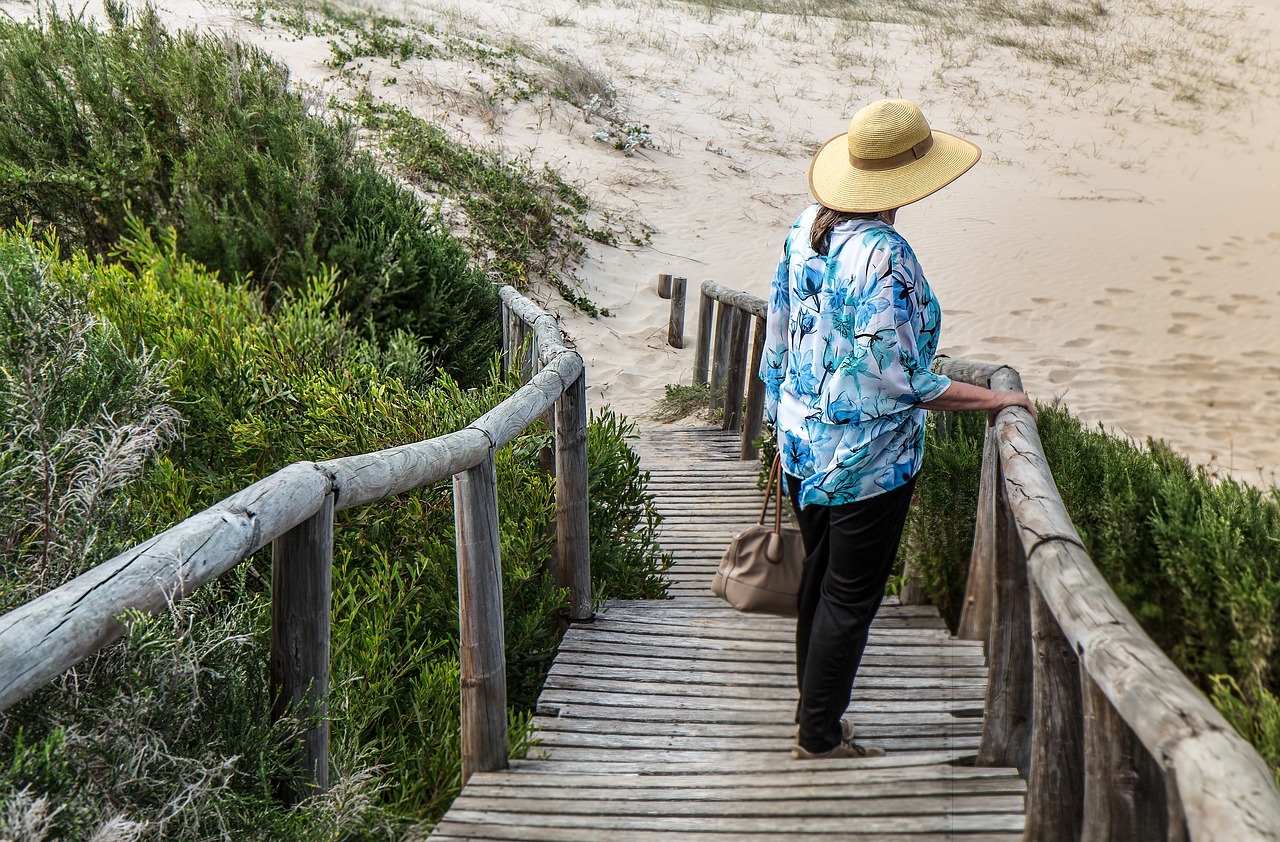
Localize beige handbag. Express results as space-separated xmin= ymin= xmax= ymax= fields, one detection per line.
xmin=710 ymin=455 xmax=805 ymax=617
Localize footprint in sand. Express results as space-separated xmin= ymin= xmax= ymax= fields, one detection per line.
xmin=1217 ymin=303 xmax=1240 ymax=315
xmin=1010 ymin=308 xmax=1031 ymax=317
xmin=1268 ymin=232 xmax=1280 ymax=242
xmin=1168 ymin=324 xmax=1189 ymax=335
xmin=1048 ymin=369 xmax=1077 ymax=384
xmin=1232 ymin=293 xmax=1262 ymax=302
xmin=1095 ymin=323 xmax=1132 ymax=333
xmin=981 ymin=336 xmax=1030 ymax=347
xmin=1105 ymin=287 xmax=1134 ymax=295
xmin=1064 ymin=337 xmax=1093 ymax=348
xmin=1093 ymin=299 xmax=1112 ymax=307
xmin=1031 ymin=297 xmax=1057 ymax=305
xmin=1172 ymin=311 xmax=1198 ymax=320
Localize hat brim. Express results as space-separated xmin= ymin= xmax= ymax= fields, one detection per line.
xmin=808 ymin=129 xmax=981 ymax=213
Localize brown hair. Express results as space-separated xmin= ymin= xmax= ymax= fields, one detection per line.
xmin=809 ymin=205 xmax=881 ymax=255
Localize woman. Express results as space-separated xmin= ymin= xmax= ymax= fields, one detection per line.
xmin=760 ymin=99 xmax=1035 ymax=760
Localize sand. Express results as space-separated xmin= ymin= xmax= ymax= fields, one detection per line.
xmin=13 ymin=0 xmax=1280 ymax=483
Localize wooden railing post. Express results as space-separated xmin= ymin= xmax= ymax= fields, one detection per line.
xmin=709 ymin=301 xmax=734 ymax=412
xmin=721 ymin=308 xmax=750 ymax=431
xmin=740 ymin=314 xmax=767 ymax=460
xmin=958 ymin=425 xmax=998 ymax=641
xmin=556 ymin=367 xmax=592 ymax=621
xmin=270 ymin=492 xmax=334 ymax=803
xmin=1081 ymin=671 xmax=1169 ymax=842
xmin=657 ymin=272 xmax=672 ymax=299
xmin=694 ymin=289 xmax=714 ymax=387
xmin=978 ymin=468 xmax=1033 ymax=774
xmin=1027 ymin=579 xmax=1084 ymax=840
xmin=501 ymin=301 xmax=512 ymax=375
xmin=454 ymin=454 xmax=508 ymax=785
xmin=668 ymin=276 xmax=687 ymax=349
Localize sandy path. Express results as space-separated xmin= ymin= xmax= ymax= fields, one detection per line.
xmin=16 ymin=0 xmax=1280 ymax=482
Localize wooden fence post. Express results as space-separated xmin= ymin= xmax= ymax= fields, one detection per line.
xmin=556 ymin=368 xmax=592 ymax=621
xmin=958 ymin=426 xmax=998 ymax=642
xmin=740 ymin=315 xmax=767 ymax=460
xmin=721 ymin=308 xmax=750 ymax=431
xmin=657 ymin=273 xmax=672 ymax=299
xmin=978 ymin=470 xmax=1033 ymax=774
xmin=454 ymin=454 xmax=508 ymax=785
xmin=709 ymin=303 xmax=734 ymax=412
xmin=1081 ymin=671 xmax=1168 ymax=842
xmin=501 ymin=302 xmax=512 ymax=375
xmin=668 ymin=277 xmax=687 ymax=349
xmin=270 ymin=492 xmax=334 ymax=803
xmin=1027 ymin=579 xmax=1084 ymax=840
xmin=694 ymin=289 xmax=714 ymax=387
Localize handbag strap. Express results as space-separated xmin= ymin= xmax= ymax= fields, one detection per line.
xmin=758 ymin=454 xmax=785 ymax=535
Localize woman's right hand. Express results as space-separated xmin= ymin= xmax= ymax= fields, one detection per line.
xmin=988 ymin=390 xmax=1037 ymax=426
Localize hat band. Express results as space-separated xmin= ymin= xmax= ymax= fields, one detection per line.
xmin=848 ymin=135 xmax=934 ymax=171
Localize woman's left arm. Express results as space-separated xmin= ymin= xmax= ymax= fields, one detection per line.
xmin=920 ymin=380 xmax=1037 ymax=426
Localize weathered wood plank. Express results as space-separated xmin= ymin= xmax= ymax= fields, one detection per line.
xmin=270 ymin=491 xmax=334 ymax=801
xmin=709 ymin=299 xmax=735 ymax=412
xmin=438 ymin=810 xmax=1025 ymax=833
xmin=555 ymin=370 xmax=591 ymax=621
xmin=432 ymin=828 xmax=1022 ymax=842
xmin=455 ymin=455 xmax=508 ymax=784
xmin=451 ymin=793 xmax=1024 ymax=818
xmin=467 ymin=765 xmax=1024 ymax=789
xmin=668 ymin=276 xmax=687 ymax=348
xmin=694 ymin=290 xmax=714 ymax=386
xmin=1081 ymin=670 xmax=1166 ymax=842
xmin=1025 ymin=580 xmax=1083 ymax=841
xmin=977 ymin=469 xmax=1032 ymax=775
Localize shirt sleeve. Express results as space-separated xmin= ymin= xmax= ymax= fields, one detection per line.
xmin=760 ymin=237 xmax=790 ymax=427
xmin=818 ymin=239 xmax=950 ymax=426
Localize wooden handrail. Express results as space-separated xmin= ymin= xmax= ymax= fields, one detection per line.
xmin=0 ymin=285 xmax=590 ymax=798
xmin=936 ymin=356 xmax=1280 ymax=841
xmin=684 ymin=279 xmax=1280 ymax=839
xmin=694 ymin=280 xmax=768 ymax=459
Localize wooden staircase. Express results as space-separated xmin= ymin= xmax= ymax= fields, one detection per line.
xmin=428 ymin=426 xmax=1026 ymax=841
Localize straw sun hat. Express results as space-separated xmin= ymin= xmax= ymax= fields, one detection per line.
xmin=808 ymin=99 xmax=981 ymax=213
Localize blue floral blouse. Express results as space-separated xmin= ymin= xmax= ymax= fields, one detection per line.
xmin=760 ymin=204 xmax=952 ymax=509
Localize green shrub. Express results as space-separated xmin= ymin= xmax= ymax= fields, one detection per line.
xmin=907 ymin=401 xmax=1280 ymax=779
xmin=0 ymin=4 xmax=497 ymax=382
xmin=0 ymin=228 xmax=668 ymax=836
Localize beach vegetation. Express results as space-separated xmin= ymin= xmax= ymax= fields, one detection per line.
xmin=0 ymin=225 xmax=669 ymax=837
xmin=348 ymin=96 xmax=626 ymax=317
xmin=0 ymin=3 xmax=502 ymax=383
xmin=653 ymin=382 xmax=716 ymax=423
xmin=906 ymin=402 xmax=1280 ymax=784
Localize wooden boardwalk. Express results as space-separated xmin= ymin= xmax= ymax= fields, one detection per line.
xmin=429 ymin=426 xmax=1026 ymax=841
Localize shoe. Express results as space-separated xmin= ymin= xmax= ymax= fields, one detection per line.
xmin=791 ymin=717 xmax=886 ymax=759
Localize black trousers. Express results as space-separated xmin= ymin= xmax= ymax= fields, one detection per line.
xmin=786 ymin=473 xmax=917 ymax=754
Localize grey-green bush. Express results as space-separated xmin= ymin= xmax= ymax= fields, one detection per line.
xmin=906 ymin=403 xmax=1280 ymax=784
xmin=0 ymin=4 xmax=497 ymax=382
xmin=0 ymin=227 xmax=668 ymax=837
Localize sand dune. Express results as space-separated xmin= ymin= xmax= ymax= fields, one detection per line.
xmin=15 ymin=0 xmax=1280 ymax=482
